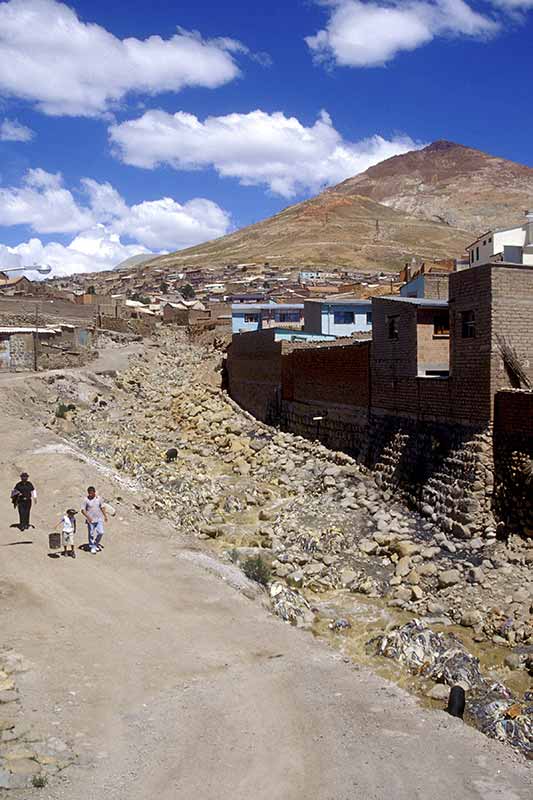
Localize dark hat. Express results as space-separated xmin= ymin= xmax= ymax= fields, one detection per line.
xmin=66 ymin=508 xmax=78 ymax=515
xmin=20 ymin=472 xmax=29 ymax=479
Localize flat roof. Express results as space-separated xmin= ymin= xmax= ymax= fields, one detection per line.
xmin=304 ymin=298 xmax=372 ymax=306
xmin=378 ymin=296 xmax=448 ymax=308
xmin=232 ymin=303 xmax=303 ymax=311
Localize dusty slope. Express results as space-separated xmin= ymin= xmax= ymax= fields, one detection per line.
xmin=139 ymin=140 xmax=533 ymax=275
xmin=144 ymin=191 xmax=471 ymax=273
xmin=335 ymin=140 xmax=533 ymax=232
xmin=0 ymin=364 xmax=531 ymax=798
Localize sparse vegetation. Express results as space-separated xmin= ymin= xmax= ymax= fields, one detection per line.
xmin=241 ymin=555 xmax=271 ymax=586
xmin=32 ymin=774 xmax=48 ymax=789
xmin=55 ymin=401 xmax=76 ymax=419
xmin=180 ymin=283 xmax=195 ymax=300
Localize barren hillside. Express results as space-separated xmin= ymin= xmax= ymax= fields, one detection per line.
xmin=335 ymin=140 xmax=533 ymax=232
xmin=144 ymin=191 xmax=472 ymax=273
xmin=140 ymin=140 xmax=533 ymax=275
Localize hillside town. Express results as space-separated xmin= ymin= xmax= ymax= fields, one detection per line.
xmin=1 ymin=166 xmax=532 ymax=794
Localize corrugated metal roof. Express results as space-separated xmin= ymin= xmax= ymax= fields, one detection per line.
xmin=0 ymin=327 xmax=60 ymax=334
xmin=378 ymin=296 xmax=448 ymax=308
xmin=232 ymin=303 xmax=304 ymax=311
xmin=304 ymin=298 xmax=372 ymax=307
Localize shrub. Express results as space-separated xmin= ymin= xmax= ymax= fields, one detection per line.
xmin=55 ymin=401 xmax=76 ymax=419
xmin=32 ymin=774 xmax=48 ymax=788
xmin=242 ymin=555 xmax=271 ymax=586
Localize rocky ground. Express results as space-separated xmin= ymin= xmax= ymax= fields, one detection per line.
xmin=0 ymin=650 xmax=76 ymax=790
xmin=18 ymin=328 xmax=533 ymax=758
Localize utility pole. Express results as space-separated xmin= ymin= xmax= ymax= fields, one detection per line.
xmin=33 ymin=303 xmax=39 ymax=371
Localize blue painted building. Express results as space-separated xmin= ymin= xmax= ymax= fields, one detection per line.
xmin=231 ymin=303 xmax=304 ymax=334
xmin=304 ymin=299 xmax=372 ymax=338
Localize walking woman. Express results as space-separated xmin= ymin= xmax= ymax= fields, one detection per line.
xmin=11 ymin=472 xmax=37 ymax=531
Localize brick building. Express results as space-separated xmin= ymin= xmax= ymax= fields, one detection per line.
xmin=226 ymin=261 xmax=533 ymax=537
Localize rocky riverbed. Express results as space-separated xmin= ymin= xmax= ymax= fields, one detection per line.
xmin=28 ymin=329 xmax=532 ymax=757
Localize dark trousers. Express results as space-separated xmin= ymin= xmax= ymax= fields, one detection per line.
xmin=18 ymin=500 xmax=32 ymax=529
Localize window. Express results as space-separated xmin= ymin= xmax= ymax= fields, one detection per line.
xmin=244 ymin=313 xmax=259 ymax=323
xmin=333 ymin=310 xmax=355 ymax=325
xmin=476 ymin=246 xmax=479 ymax=261
xmin=470 ymin=249 xmax=475 ymax=264
xmin=277 ymin=311 xmax=300 ymax=322
xmin=387 ymin=315 xmax=399 ymax=340
xmin=366 ymin=311 xmax=373 ymax=325
xmin=483 ymin=240 xmax=487 ymax=246
xmin=433 ymin=310 xmax=449 ymax=336
xmin=461 ymin=310 xmax=476 ymax=338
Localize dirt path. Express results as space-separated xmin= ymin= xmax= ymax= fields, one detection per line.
xmin=0 ymin=388 xmax=531 ymax=799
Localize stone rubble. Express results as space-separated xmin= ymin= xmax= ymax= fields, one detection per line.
xmin=24 ymin=327 xmax=532 ymax=755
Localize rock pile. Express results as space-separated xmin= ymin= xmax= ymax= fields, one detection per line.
xmin=31 ymin=328 xmax=532 ymax=754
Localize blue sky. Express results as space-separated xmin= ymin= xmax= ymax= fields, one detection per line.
xmin=0 ymin=0 xmax=532 ymax=275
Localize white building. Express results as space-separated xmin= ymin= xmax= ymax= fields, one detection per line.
xmin=468 ymin=210 xmax=533 ymax=267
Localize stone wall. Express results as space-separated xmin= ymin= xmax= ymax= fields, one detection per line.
xmin=99 ymin=315 xmax=156 ymax=337
xmin=368 ymin=411 xmax=495 ymax=538
xmin=8 ymin=333 xmax=36 ymax=370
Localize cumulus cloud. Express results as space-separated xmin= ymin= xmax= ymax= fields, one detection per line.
xmin=0 ymin=117 xmax=34 ymax=141
xmin=0 ymin=169 xmax=232 ymax=276
xmin=0 ymin=168 xmax=93 ymax=232
xmin=0 ymin=0 xmax=245 ymax=117
xmin=110 ymin=108 xmax=420 ymax=198
xmin=0 ymin=227 xmax=153 ymax=278
xmin=114 ymin=197 xmax=231 ymax=251
xmin=306 ymin=0 xmax=500 ymax=67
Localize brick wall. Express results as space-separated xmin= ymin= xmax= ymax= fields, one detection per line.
xmin=423 ymin=273 xmax=450 ymax=300
xmin=283 ymin=340 xmax=370 ymax=408
xmin=416 ymin=309 xmax=449 ymax=370
xmin=490 ymin=265 xmax=533 ymax=397
xmin=226 ymin=330 xmax=284 ymax=423
xmin=493 ymin=390 xmax=533 ymax=536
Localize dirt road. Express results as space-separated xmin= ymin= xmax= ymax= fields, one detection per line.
xmin=0 ymin=380 xmax=531 ymax=799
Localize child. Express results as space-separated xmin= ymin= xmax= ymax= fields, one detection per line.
xmin=60 ymin=509 xmax=77 ymax=558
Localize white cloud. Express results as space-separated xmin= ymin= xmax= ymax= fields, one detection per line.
xmin=0 ymin=169 xmax=232 ymax=276
xmin=306 ymin=0 xmax=499 ymax=68
xmin=0 ymin=117 xmax=34 ymax=141
xmin=0 ymin=168 xmax=93 ymax=233
xmin=114 ymin=197 xmax=232 ymax=250
xmin=0 ymin=0 xmax=245 ymax=117
xmin=110 ymin=108 xmax=420 ymax=198
xmin=0 ymin=227 xmax=153 ymax=277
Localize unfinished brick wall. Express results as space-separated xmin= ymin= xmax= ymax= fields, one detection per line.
xmin=490 ymin=265 xmax=533 ymax=397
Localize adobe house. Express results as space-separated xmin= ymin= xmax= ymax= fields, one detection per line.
xmin=0 ymin=276 xmax=33 ymax=295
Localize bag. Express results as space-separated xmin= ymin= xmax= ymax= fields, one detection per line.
xmin=49 ymin=532 xmax=62 ymax=550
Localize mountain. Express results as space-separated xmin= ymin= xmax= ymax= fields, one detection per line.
xmin=334 ymin=140 xmax=533 ymax=232
xmin=144 ymin=192 xmax=472 ymax=273
xmin=113 ymin=254 xmax=155 ymax=270
xmin=142 ymin=141 xmax=533 ymax=274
